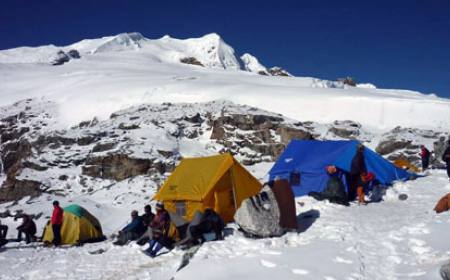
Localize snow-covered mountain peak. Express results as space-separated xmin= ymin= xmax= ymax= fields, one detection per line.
xmin=90 ymin=32 xmax=145 ymax=53
xmin=241 ymin=53 xmax=268 ymax=74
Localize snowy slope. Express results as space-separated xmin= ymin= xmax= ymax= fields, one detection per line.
xmin=0 ymin=32 xmax=449 ymax=130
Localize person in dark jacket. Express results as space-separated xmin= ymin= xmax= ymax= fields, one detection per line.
xmin=0 ymin=219 xmax=8 ymax=240
xmin=16 ymin=215 xmax=37 ymax=244
xmin=145 ymin=202 xmax=172 ymax=257
xmin=189 ymin=208 xmax=225 ymax=242
xmin=141 ymin=205 xmax=155 ymax=228
xmin=420 ymin=145 xmax=431 ymax=171
xmin=114 ymin=210 xmax=146 ymax=246
xmin=442 ymin=140 xmax=450 ymax=180
xmin=51 ymin=201 xmax=64 ymax=246
xmin=309 ymin=166 xmax=349 ymax=206
xmin=348 ymin=144 xmax=367 ymax=202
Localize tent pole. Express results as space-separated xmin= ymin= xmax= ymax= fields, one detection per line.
xmin=229 ymin=168 xmax=238 ymax=211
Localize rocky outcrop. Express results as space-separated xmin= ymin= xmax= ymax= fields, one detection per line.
xmin=0 ymin=98 xmax=446 ymax=204
xmin=82 ymin=154 xmax=153 ymax=181
xmin=51 ymin=49 xmax=80 ymax=66
xmin=209 ymin=113 xmax=312 ymax=163
xmin=328 ymin=120 xmax=361 ymax=139
xmin=180 ymin=57 xmax=204 ymax=67
xmin=376 ymin=140 xmax=414 ymax=155
xmin=268 ymin=67 xmax=291 ymax=77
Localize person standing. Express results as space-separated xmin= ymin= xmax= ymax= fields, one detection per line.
xmin=349 ymin=144 xmax=367 ymax=203
xmin=16 ymin=215 xmax=37 ymax=244
xmin=420 ymin=145 xmax=431 ymax=171
xmin=0 ymin=219 xmax=8 ymax=240
xmin=51 ymin=201 xmax=64 ymax=246
xmin=442 ymin=140 xmax=450 ymax=180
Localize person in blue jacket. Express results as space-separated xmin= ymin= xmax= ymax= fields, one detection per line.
xmin=114 ymin=210 xmax=146 ymax=246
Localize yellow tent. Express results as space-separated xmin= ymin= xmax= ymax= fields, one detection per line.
xmin=393 ymin=158 xmax=420 ymax=173
xmin=42 ymin=204 xmax=104 ymax=245
xmin=153 ymin=153 xmax=262 ymax=223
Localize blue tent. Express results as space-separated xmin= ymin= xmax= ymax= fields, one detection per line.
xmin=269 ymin=140 xmax=415 ymax=197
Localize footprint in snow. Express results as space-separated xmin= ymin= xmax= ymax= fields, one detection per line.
xmin=261 ymin=250 xmax=282 ymax=255
xmin=291 ymin=268 xmax=309 ymax=275
xmin=260 ymin=259 xmax=277 ymax=268
xmin=333 ymin=256 xmax=353 ymax=264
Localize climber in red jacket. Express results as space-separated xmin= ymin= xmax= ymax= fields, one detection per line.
xmin=51 ymin=201 xmax=64 ymax=246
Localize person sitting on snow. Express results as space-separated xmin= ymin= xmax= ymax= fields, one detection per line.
xmin=136 ymin=205 xmax=156 ymax=245
xmin=309 ymin=166 xmax=349 ymax=206
xmin=114 ymin=210 xmax=146 ymax=246
xmin=145 ymin=202 xmax=172 ymax=257
xmin=189 ymin=208 xmax=225 ymax=243
xmin=141 ymin=205 xmax=155 ymax=228
xmin=16 ymin=214 xmax=37 ymax=244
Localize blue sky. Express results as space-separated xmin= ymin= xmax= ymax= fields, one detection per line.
xmin=1 ymin=0 xmax=449 ymax=97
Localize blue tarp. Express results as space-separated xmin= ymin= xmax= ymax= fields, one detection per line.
xmin=269 ymin=140 xmax=415 ymax=197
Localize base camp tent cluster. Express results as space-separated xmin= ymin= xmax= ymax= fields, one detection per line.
xmin=35 ymin=140 xmax=416 ymax=247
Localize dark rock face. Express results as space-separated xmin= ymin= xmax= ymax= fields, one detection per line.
xmin=0 ymin=179 xmax=42 ymax=202
xmin=51 ymin=49 xmax=80 ymax=66
xmin=51 ymin=50 xmax=71 ymax=66
xmin=268 ymin=67 xmax=291 ymax=77
xmin=67 ymin=49 xmax=80 ymax=59
xmin=209 ymin=113 xmax=312 ymax=163
xmin=277 ymin=127 xmax=312 ymax=144
xmin=92 ymin=142 xmax=116 ymax=153
xmin=118 ymin=123 xmax=140 ymax=130
xmin=328 ymin=120 xmax=361 ymax=139
xmin=82 ymin=154 xmax=153 ymax=181
xmin=376 ymin=140 xmax=413 ymax=155
xmin=180 ymin=57 xmax=204 ymax=67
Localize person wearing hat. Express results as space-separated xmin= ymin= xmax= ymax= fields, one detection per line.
xmin=114 ymin=210 xmax=146 ymax=246
xmin=145 ymin=202 xmax=172 ymax=257
xmin=51 ymin=201 xmax=64 ymax=246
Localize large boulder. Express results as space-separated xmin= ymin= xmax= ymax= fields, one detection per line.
xmin=234 ymin=185 xmax=284 ymax=238
xmin=441 ymin=261 xmax=450 ymax=280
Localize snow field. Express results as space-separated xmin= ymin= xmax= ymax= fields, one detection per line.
xmin=1 ymin=170 xmax=450 ymax=280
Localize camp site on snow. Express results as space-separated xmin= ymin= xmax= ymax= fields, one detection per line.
xmin=1 ymin=138 xmax=450 ymax=279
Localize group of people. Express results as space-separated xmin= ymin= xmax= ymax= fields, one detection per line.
xmin=0 ymin=200 xmax=64 ymax=248
xmin=311 ymin=144 xmax=384 ymax=206
xmin=114 ymin=202 xmax=225 ymax=257
xmin=113 ymin=202 xmax=172 ymax=257
xmin=420 ymin=141 xmax=450 ymax=179
xmin=0 ymin=214 xmax=37 ymax=246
